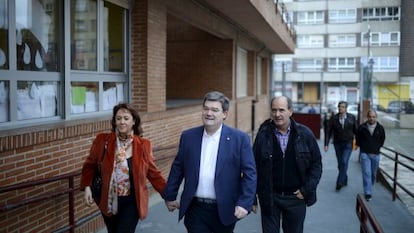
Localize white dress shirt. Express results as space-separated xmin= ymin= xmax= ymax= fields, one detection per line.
xmin=195 ymin=125 xmax=222 ymax=199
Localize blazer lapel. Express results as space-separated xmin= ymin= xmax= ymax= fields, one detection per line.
xmin=215 ymin=125 xmax=232 ymax=177
xmin=193 ymin=127 xmax=204 ymax=178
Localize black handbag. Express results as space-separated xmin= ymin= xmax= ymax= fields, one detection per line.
xmin=91 ymin=138 xmax=108 ymax=199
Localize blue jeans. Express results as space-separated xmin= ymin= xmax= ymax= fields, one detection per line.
xmin=360 ymin=152 xmax=380 ymax=195
xmin=333 ymin=141 xmax=353 ymax=186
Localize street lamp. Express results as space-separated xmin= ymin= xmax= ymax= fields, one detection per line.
xmin=367 ymin=58 xmax=374 ymax=104
xmin=360 ymin=25 xmax=374 ymax=124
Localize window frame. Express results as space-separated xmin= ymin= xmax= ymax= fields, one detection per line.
xmin=297 ymin=11 xmax=324 ymax=25
xmin=328 ymin=57 xmax=355 ymax=72
xmin=297 ymin=35 xmax=324 ymax=48
xmin=296 ymin=58 xmax=323 ymax=72
xmin=361 ymin=31 xmax=400 ymax=47
xmin=362 ymin=7 xmax=400 ymax=21
xmin=329 ymin=9 xmax=356 ymax=24
xmin=0 ymin=0 xmax=130 ymax=129
xmin=328 ymin=34 xmax=356 ymax=48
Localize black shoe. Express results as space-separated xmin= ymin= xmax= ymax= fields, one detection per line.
xmin=365 ymin=194 xmax=372 ymax=201
xmin=336 ymin=184 xmax=343 ymax=191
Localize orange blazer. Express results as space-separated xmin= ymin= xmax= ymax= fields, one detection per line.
xmin=80 ymin=132 xmax=166 ymax=219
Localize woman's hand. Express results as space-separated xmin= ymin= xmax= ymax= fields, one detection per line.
xmin=84 ymin=186 xmax=94 ymax=207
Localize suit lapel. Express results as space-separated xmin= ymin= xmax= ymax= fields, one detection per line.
xmin=215 ymin=125 xmax=232 ymax=176
xmin=193 ymin=127 xmax=204 ymax=177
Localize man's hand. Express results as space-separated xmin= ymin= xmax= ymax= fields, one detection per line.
xmin=165 ymin=200 xmax=180 ymax=212
xmin=294 ymin=189 xmax=304 ymax=200
xmin=252 ymin=205 xmax=258 ymax=214
xmin=84 ymin=186 xmax=94 ymax=207
xmin=234 ymin=206 xmax=248 ymax=219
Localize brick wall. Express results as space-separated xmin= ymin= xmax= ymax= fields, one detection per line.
xmin=0 ymin=0 xmax=274 ymax=232
xmin=166 ymin=14 xmax=234 ymax=99
xmin=0 ymin=108 xmax=202 ymax=232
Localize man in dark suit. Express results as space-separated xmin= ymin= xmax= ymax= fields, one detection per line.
xmin=324 ymin=101 xmax=358 ymax=191
xmin=164 ymin=91 xmax=257 ymax=233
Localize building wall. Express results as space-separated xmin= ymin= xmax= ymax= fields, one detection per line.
xmin=0 ymin=0 xmax=278 ymax=232
xmin=167 ymin=39 xmax=234 ymax=99
xmin=399 ymin=0 xmax=414 ymax=77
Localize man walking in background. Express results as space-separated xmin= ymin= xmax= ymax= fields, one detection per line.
xmin=324 ymin=101 xmax=358 ymax=191
xmin=356 ymin=109 xmax=385 ymax=201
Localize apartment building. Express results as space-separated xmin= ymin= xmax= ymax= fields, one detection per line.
xmin=274 ymin=0 xmax=409 ymax=110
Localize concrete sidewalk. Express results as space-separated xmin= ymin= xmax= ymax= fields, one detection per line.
xmin=96 ymin=136 xmax=414 ymax=233
xmin=131 ymin=139 xmax=414 ymax=233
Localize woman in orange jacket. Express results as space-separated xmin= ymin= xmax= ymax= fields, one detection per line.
xmin=80 ymin=103 xmax=166 ymax=233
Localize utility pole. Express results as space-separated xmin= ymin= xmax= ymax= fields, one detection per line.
xmin=282 ymin=62 xmax=286 ymax=96
xmin=366 ymin=24 xmax=374 ymax=105
xmin=360 ymin=24 xmax=373 ymax=124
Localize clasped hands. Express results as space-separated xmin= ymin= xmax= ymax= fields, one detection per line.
xmin=165 ymin=200 xmax=180 ymax=212
xmin=164 ymin=200 xmax=248 ymax=219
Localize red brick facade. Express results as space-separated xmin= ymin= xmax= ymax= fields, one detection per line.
xmin=0 ymin=0 xmax=291 ymax=232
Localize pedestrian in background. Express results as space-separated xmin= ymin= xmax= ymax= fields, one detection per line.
xmin=355 ymin=109 xmax=385 ymax=201
xmin=323 ymin=108 xmax=334 ymax=133
xmin=253 ymin=95 xmax=322 ymax=233
xmin=163 ymin=91 xmax=257 ymax=233
xmin=80 ymin=103 xmax=167 ymax=233
xmin=308 ymin=104 xmax=316 ymax=114
xmin=324 ymin=101 xmax=358 ymax=191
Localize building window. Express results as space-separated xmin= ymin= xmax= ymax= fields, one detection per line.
xmin=297 ymin=59 xmax=323 ymax=72
xmin=362 ymin=7 xmax=400 ymax=21
xmin=297 ymin=11 xmax=324 ymax=25
xmin=17 ymin=81 xmax=59 ymax=120
xmin=329 ymin=34 xmax=356 ymax=48
xmin=274 ymin=58 xmax=292 ymax=73
xmin=0 ymin=0 xmax=8 ymax=70
xmin=362 ymin=57 xmax=399 ymax=72
xmin=329 ymin=9 xmax=356 ymax=24
xmin=236 ymin=47 xmax=247 ymax=98
xmin=0 ymin=0 xmax=129 ymax=128
xmin=256 ymin=57 xmax=263 ymax=95
xmin=71 ymin=0 xmax=97 ymax=71
xmin=297 ymin=35 xmax=324 ymax=48
xmin=361 ymin=32 xmax=400 ymax=47
xmin=16 ymin=0 xmax=61 ymax=72
xmin=0 ymin=81 xmax=9 ymax=122
xmin=328 ymin=57 xmax=355 ymax=72
xmin=103 ymin=1 xmax=125 ymax=72
xmin=70 ymin=0 xmax=127 ymax=115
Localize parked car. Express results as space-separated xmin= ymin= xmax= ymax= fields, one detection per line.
xmin=347 ymin=104 xmax=358 ymax=116
xmin=372 ymin=104 xmax=386 ymax=112
xmin=387 ymin=100 xmax=414 ymax=114
xmin=292 ymin=102 xmax=307 ymax=113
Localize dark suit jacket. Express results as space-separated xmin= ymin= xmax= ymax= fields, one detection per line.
xmin=324 ymin=112 xmax=358 ymax=146
xmin=164 ymin=124 xmax=257 ymax=225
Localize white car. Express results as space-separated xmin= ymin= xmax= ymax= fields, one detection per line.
xmin=347 ymin=104 xmax=358 ymax=116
